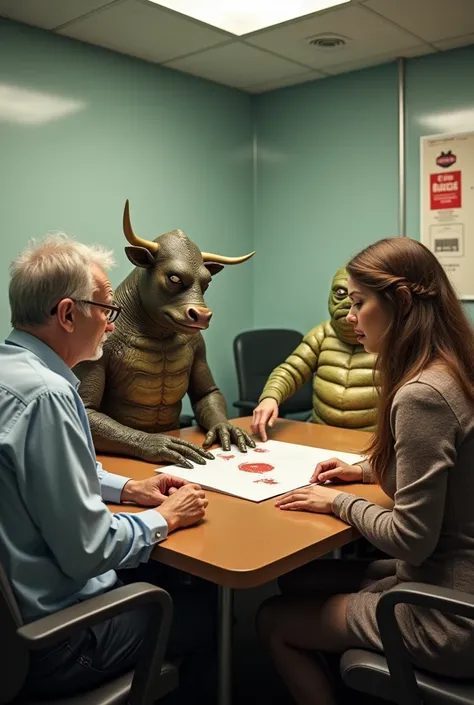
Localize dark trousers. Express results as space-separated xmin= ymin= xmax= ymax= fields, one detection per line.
xmin=26 ymin=563 xmax=217 ymax=704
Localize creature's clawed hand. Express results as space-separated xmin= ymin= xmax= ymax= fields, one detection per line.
xmin=202 ymin=423 xmax=256 ymax=453
xmin=142 ymin=435 xmax=214 ymax=468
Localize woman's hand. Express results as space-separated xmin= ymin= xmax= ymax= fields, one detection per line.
xmin=310 ymin=457 xmax=363 ymax=484
xmin=251 ymin=398 xmax=279 ymax=442
xmin=275 ymin=484 xmax=342 ymax=514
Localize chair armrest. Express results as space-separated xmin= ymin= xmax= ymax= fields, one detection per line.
xmin=232 ymin=400 xmax=257 ymax=411
xmin=18 ymin=582 xmax=170 ymax=649
xmin=380 ymin=582 xmax=474 ymax=619
xmin=19 ymin=582 xmax=173 ymax=705
xmin=376 ymin=582 xmax=474 ymax=705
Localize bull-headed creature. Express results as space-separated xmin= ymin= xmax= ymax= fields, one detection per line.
xmin=76 ymin=201 xmax=256 ymax=467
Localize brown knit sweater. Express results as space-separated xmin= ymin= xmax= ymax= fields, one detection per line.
xmin=332 ymin=368 xmax=474 ymax=676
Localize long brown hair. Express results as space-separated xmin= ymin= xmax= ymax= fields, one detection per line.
xmin=347 ymin=237 xmax=474 ymax=480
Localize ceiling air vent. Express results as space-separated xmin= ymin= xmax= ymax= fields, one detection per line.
xmin=307 ymin=33 xmax=348 ymax=49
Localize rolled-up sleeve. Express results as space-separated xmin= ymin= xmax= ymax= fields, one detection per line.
xmin=6 ymin=391 xmax=167 ymax=581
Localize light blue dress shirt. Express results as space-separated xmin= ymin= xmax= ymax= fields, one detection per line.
xmin=0 ymin=330 xmax=167 ymax=622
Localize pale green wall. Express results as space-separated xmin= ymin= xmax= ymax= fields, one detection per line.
xmin=0 ymin=20 xmax=254 ymax=410
xmin=253 ymin=62 xmax=399 ymax=333
xmin=1 ymin=19 xmax=473 ymax=409
xmin=253 ymin=45 xmax=474 ymax=332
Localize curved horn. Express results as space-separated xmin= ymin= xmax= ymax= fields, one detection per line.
xmin=201 ymin=250 xmax=255 ymax=265
xmin=123 ymin=200 xmax=159 ymax=255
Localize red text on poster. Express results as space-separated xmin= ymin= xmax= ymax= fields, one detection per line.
xmin=430 ymin=171 xmax=462 ymax=210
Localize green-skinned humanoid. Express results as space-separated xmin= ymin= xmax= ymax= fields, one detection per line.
xmin=259 ymin=267 xmax=379 ymax=430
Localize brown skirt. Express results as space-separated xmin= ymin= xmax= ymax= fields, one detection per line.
xmin=347 ymin=559 xmax=474 ymax=678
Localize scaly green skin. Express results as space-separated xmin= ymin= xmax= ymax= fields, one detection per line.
xmin=76 ymin=227 xmax=254 ymax=462
xmin=259 ymin=267 xmax=379 ymax=431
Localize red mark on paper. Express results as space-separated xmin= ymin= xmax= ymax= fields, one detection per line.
xmin=254 ymin=447 xmax=269 ymax=453
xmin=238 ymin=462 xmax=274 ymax=474
xmin=253 ymin=478 xmax=279 ymax=485
xmin=218 ymin=454 xmax=235 ymax=461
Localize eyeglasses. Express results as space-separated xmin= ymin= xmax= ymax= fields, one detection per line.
xmin=50 ymin=299 xmax=122 ymax=323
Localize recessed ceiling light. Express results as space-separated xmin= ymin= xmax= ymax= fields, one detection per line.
xmin=148 ymin=0 xmax=350 ymax=36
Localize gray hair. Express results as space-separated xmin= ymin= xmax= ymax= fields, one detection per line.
xmin=9 ymin=233 xmax=116 ymax=327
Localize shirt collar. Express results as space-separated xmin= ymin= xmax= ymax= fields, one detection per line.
xmin=6 ymin=329 xmax=80 ymax=389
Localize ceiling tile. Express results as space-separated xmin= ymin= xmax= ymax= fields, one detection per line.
xmin=246 ymin=4 xmax=425 ymax=70
xmin=165 ymin=42 xmax=309 ymax=89
xmin=363 ymin=0 xmax=474 ymax=43
xmin=433 ymin=32 xmax=474 ymax=50
xmin=245 ymin=70 xmax=325 ymax=93
xmin=58 ymin=0 xmax=229 ymax=64
xmin=0 ymin=0 xmax=114 ymax=30
xmin=325 ymin=43 xmax=435 ymax=74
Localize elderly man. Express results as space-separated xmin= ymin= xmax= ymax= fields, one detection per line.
xmin=0 ymin=234 xmax=213 ymax=702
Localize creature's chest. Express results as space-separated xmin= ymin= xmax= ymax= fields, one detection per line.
xmin=107 ymin=337 xmax=194 ymax=405
xmin=316 ymin=338 xmax=376 ymax=389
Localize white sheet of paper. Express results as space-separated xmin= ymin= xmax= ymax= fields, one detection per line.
xmin=155 ymin=439 xmax=364 ymax=502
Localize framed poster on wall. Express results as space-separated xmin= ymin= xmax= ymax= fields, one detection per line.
xmin=420 ymin=130 xmax=474 ymax=300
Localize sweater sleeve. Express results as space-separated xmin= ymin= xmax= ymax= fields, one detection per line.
xmin=359 ymin=459 xmax=376 ymax=484
xmin=332 ymin=381 xmax=459 ymax=565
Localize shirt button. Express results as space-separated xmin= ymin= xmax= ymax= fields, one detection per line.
xmin=155 ymin=532 xmax=161 ymax=539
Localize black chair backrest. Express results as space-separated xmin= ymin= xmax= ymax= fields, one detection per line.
xmin=0 ymin=559 xmax=29 ymax=704
xmin=233 ymin=329 xmax=313 ymax=416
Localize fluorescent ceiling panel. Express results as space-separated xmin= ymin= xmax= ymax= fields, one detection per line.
xmin=147 ymin=0 xmax=350 ymax=35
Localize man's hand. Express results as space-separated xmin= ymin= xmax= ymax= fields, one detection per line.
xmin=121 ymin=474 xmax=189 ymax=506
xmin=203 ymin=423 xmax=256 ymax=453
xmin=310 ymin=458 xmax=363 ymax=484
xmin=158 ymin=484 xmax=208 ymax=532
xmin=251 ymin=399 xmax=279 ymax=442
xmin=140 ymin=434 xmax=215 ymax=468
xmin=275 ymin=484 xmax=342 ymax=514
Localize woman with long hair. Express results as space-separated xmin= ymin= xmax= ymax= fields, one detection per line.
xmin=257 ymin=237 xmax=474 ymax=705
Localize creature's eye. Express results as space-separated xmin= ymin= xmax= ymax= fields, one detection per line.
xmin=168 ymin=274 xmax=182 ymax=285
xmin=335 ymin=287 xmax=347 ymax=297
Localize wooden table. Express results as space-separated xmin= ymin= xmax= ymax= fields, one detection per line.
xmin=103 ymin=417 xmax=391 ymax=705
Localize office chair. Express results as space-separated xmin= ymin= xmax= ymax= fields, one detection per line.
xmin=340 ymin=582 xmax=474 ymax=705
xmin=0 ymin=559 xmax=178 ymax=705
xmin=233 ymin=329 xmax=313 ymax=418
xmin=179 ymin=414 xmax=195 ymax=428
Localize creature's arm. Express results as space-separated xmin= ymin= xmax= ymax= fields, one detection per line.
xmin=188 ymin=335 xmax=255 ymax=452
xmin=187 ymin=334 xmax=228 ymax=430
xmin=258 ymin=324 xmax=325 ymax=404
xmin=77 ymin=357 xmax=211 ymax=467
xmin=76 ymin=356 xmax=149 ymax=457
